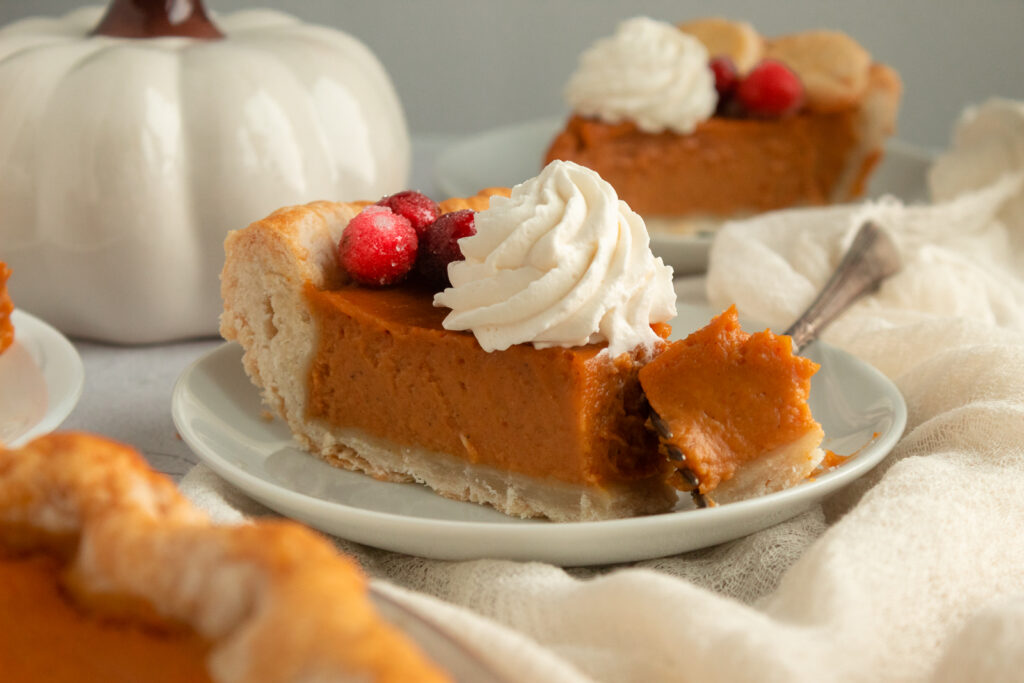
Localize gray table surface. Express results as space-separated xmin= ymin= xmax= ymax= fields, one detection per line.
xmin=60 ymin=135 xmax=707 ymax=481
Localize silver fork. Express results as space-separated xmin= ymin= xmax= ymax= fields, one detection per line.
xmin=782 ymin=220 xmax=903 ymax=354
xmin=654 ymin=220 xmax=903 ymax=507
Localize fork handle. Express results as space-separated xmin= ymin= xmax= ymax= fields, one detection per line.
xmin=783 ymin=221 xmax=902 ymax=354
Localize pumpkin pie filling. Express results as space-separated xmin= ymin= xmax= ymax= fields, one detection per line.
xmin=1 ymin=262 xmax=13 ymax=353
xmin=305 ymin=283 xmax=669 ymax=488
xmin=0 ymin=552 xmax=213 ymax=683
xmin=545 ymin=110 xmax=868 ymax=219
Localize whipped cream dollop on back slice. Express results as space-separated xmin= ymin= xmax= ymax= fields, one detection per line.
xmin=565 ymin=16 xmax=717 ymax=134
xmin=433 ymin=160 xmax=676 ymax=357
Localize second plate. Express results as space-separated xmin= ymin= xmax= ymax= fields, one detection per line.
xmin=0 ymin=310 xmax=84 ymax=447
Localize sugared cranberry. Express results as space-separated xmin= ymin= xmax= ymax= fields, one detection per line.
xmin=736 ymin=59 xmax=804 ymax=118
xmin=376 ymin=190 xmax=440 ymax=237
xmin=709 ymin=56 xmax=739 ymax=99
xmin=418 ymin=209 xmax=476 ymax=287
xmin=338 ymin=205 xmax=418 ymax=287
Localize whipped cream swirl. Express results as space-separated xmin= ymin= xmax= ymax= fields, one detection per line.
xmin=434 ymin=160 xmax=676 ymax=357
xmin=565 ymin=16 xmax=717 ymax=134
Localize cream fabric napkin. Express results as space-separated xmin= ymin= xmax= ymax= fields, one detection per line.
xmin=181 ymin=98 xmax=1024 ymax=683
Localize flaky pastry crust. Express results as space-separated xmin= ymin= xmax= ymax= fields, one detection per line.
xmin=0 ymin=432 xmax=448 ymax=683
xmin=438 ymin=187 xmax=511 ymax=213
xmin=678 ymin=18 xmax=899 ymax=115
xmin=763 ymin=30 xmax=872 ymax=112
xmin=677 ymin=17 xmax=763 ymax=74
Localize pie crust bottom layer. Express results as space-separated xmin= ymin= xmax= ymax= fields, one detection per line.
xmin=313 ymin=422 xmax=677 ymax=521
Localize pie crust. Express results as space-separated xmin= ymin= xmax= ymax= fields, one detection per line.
xmin=0 ymin=432 xmax=448 ymax=682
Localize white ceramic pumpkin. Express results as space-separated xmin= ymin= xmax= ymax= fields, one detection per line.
xmin=0 ymin=1 xmax=410 ymax=343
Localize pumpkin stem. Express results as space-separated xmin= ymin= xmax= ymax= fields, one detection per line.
xmin=92 ymin=0 xmax=224 ymax=39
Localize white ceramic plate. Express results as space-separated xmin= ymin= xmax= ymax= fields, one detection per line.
xmin=0 ymin=310 xmax=84 ymax=447
xmin=433 ymin=117 xmax=934 ymax=274
xmin=368 ymin=588 xmax=513 ymax=683
xmin=172 ymin=304 xmax=906 ymax=566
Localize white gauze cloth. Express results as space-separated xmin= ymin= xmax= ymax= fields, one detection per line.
xmin=181 ymin=99 xmax=1024 ymax=682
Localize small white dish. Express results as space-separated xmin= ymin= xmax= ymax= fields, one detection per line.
xmin=0 ymin=310 xmax=84 ymax=447
xmin=433 ymin=117 xmax=934 ymax=274
xmin=172 ymin=304 xmax=906 ymax=566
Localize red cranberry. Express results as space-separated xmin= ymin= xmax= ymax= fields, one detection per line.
xmin=338 ymin=206 xmax=418 ymax=287
xmin=376 ymin=190 xmax=440 ymax=237
xmin=418 ymin=210 xmax=476 ymax=287
xmin=709 ymin=56 xmax=739 ymax=98
xmin=736 ymin=59 xmax=804 ymax=118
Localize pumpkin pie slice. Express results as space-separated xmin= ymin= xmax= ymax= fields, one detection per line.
xmin=639 ymin=306 xmax=825 ymax=504
xmin=221 ymin=195 xmax=678 ymax=522
xmin=0 ymin=432 xmax=448 ymax=682
xmin=1 ymin=261 xmax=12 ymax=353
xmin=545 ymin=18 xmax=902 ymax=232
xmin=221 ymin=182 xmax=826 ymax=520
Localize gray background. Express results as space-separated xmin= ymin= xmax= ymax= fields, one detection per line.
xmin=3 ymin=1 xmax=1024 ymax=151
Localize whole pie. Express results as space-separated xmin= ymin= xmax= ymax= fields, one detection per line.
xmin=544 ymin=17 xmax=902 ymax=232
xmin=220 ymin=166 xmax=826 ymax=521
xmin=1 ymin=261 xmax=12 ymax=353
xmin=0 ymin=432 xmax=448 ymax=682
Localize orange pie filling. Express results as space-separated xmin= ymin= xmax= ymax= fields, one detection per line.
xmin=1 ymin=262 xmax=13 ymax=353
xmin=305 ymin=283 xmax=672 ymax=491
xmin=0 ymin=545 xmax=212 ymax=683
xmin=639 ymin=306 xmax=824 ymax=502
xmin=303 ymin=280 xmax=825 ymax=509
xmin=545 ymin=111 xmax=869 ymax=219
